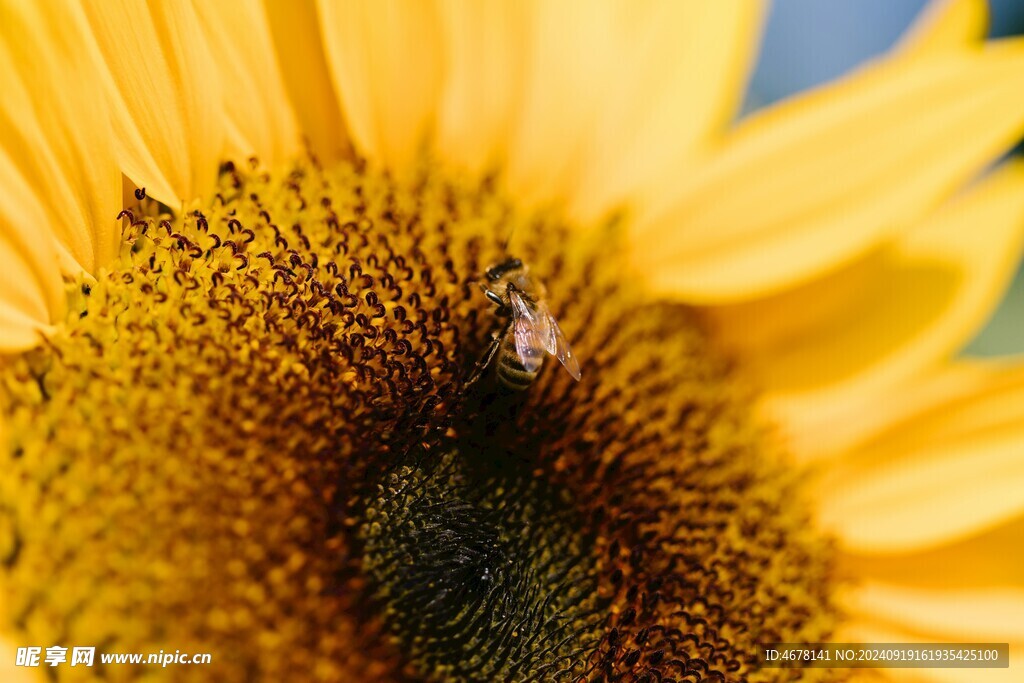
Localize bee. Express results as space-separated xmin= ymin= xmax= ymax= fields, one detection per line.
xmin=466 ymin=256 xmax=581 ymax=390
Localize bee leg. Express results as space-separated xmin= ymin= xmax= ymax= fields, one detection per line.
xmin=464 ymin=321 xmax=510 ymax=388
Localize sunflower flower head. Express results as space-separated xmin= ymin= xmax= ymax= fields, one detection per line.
xmin=1 ymin=156 xmax=839 ymax=681
xmin=2 ymin=1 xmax=1024 ymax=682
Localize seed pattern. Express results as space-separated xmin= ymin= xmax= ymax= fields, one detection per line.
xmin=0 ymin=158 xmax=841 ymax=682
xmin=362 ymin=451 xmax=606 ymax=681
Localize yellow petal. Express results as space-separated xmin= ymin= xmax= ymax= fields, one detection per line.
xmin=899 ymin=0 xmax=988 ymax=57
xmin=772 ymin=362 xmax=1004 ymax=463
xmin=709 ymin=161 xmax=1024 ymax=457
xmin=567 ymin=1 xmax=765 ymax=224
xmin=0 ymin=657 xmax=41 ymax=682
xmin=635 ymin=40 xmax=1024 ymax=303
xmin=814 ymin=364 xmax=1024 ymax=553
xmin=0 ymin=155 xmax=64 ymax=353
xmin=316 ymin=0 xmax=443 ymax=171
xmin=435 ymin=0 xmax=528 ymax=175
xmin=82 ymin=0 xmax=224 ymax=206
xmin=0 ymin=0 xmax=121 ymax=274
xmin=844 ymin=582 xmax=1024 ymax=643
xmin=192 ymin=0 xmax=301 ymax=166
xmin=841 ymin=514 xmax=1024 ymax=592
xmin=499 ymin=1 xmax=614 ymax=208
xmin=0 ymin=634 xmax=42 ymax=683
xmin=499 ymin=1 xmax=764 ymax=217
xmin=263 ymin=0 xmax=349 ymax=160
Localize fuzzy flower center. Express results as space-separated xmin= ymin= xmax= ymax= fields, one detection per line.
xmin=0 ymin=158 xmax=840 ymax=682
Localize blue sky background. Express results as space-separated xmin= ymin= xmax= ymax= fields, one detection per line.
xmin=745 ymin=0 xmax=1024 ymax=356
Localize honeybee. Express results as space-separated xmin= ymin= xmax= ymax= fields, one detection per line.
xmin=466 ymin=256 xmax=581 ymax=390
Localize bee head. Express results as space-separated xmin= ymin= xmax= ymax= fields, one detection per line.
xmin=484 ymin=257 xmax=523 ymax=282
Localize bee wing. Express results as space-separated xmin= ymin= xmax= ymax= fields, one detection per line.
xmin=508 ymin=289 xmax=548 ymax=373
xmin=539 ymin=304 xmax=581 ymax=382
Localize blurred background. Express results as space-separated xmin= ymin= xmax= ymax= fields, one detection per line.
xmin=744 ymin=0 xmax=1024 ymax=357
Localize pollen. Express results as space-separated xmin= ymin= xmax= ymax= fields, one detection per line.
xmin=0 ymin=158 xmax=841 ymax=681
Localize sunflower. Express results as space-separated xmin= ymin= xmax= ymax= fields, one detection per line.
xmin=1 ymin=0 xmax=1023 ymax=681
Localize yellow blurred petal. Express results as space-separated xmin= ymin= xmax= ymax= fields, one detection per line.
xmin=814 ymin=365 xmax=1024 ymax=553
xmin=192 ymin=0 xmax=301 ymax=166
xmin=841 ymin=514 xmax=1024 ymax=592
xmin=317 ymin=0 xmax=443 ymax=171
xmin=899 ymin=0 xmax=988 ymax=56
xmin=0 ymin=636 xmax=43 ymax=683
xmin=0 ymin=658 xmax=42 ymax=682
xmin=435 ymin=0 xmax=527 ymax=175
xmin=772 ymin=362 xmax=1003 ymax=463
xmin=264 ymin=0 xmax=349 ymax=160
xmin=636 ymin=41 xmax=1024 ymax=303
xmin=500 ymin=1 xmax=763 ymax=219
xmin=568 ymin=1 xmax=765 ymax=224
xmin=844 ymin=582 xmax=1024 ymax=643
xmin=0 ymin=657 xmax=41 ymax=682
xmin=500 ymin=1 xmax=613 ymax=207
xmin=83 ymin=0 xmax=223 ymax=206
xmin=0 ymin=155 xmax=64 ymax=353
xmin=0 ymin=0 xmax=121 ymax=274
xmin=709 ymin=161 xmax=1024 ymax=456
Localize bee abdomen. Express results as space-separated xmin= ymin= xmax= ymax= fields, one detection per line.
xmin=496 ymin=337 xmax=540 ymax=391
